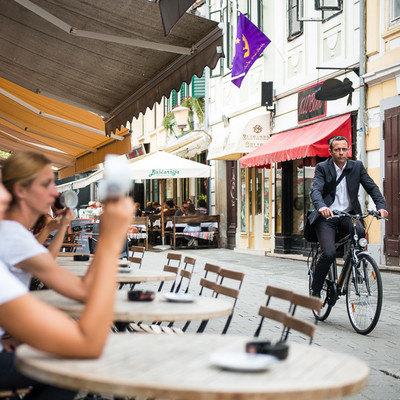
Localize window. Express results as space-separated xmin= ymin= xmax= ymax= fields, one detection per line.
xmin=390 ymin=0 xmax=400 ymax=26
xmin=287 ymin=0 xmax=303 ymax=40
xmin=210 ymin=9 xmax=223 ymax=77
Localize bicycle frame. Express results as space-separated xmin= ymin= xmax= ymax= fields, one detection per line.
xmin=315 ymin=214 xmax=374 ymax=306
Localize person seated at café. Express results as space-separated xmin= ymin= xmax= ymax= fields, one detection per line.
xmin=33 ymin=198 xmax=74 ymax=248
xmin=0 ymin=151 xmax=135 ymax=348
xmin=175 ymin=202 xmax=188 ymax=216
xmin=135 ymin=202 xmax=142 ymax=217
xmin=153 ymin=202 xmax=162 ymax=214
xmin=143 ymin=201 xmax=156 ymax=214
xmin=196 ymin=199 xmax=208 ymax=215
xmin=163 ymin=199 xmax=177 ymax=216
xmin=0 ymin=176 xmax=133 ymax=400
xmin=183 ymin=203 xmax=201 ymax=247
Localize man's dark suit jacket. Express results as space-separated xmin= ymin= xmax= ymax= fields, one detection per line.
xmin=308 ymin=158 xmax=386 ymax=225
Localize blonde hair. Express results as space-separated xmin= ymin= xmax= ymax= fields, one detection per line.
xmin=2 ymin=151 xmax=52 ymax=204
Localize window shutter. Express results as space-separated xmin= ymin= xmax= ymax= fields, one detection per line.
xmin=179 ymin=83 xmax=186 ymax=102
xmin=171 ymin=90 xmax=177 ymax=108
xmin=192 ymin=73 xmax=205 ymax=98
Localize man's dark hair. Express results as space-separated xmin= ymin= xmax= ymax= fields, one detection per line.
xmin=328 ymin=136 xmax=349 ymax=151
xmin=166 ymin=199 xmax=175 ymax=208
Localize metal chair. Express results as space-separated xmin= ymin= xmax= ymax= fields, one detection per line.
xmin=196 ymin=268 xmax=245 ymax=334
xmin=174 ymin=256 xmax=196 ymax=294
xmin=129 ymin=245 xmax=145 ymax=269
xmin=254 ymin=285 xmax=322 ymax=344
xmin=157 ymin=253 xmax=182 ymax=292
xmin=198 ymin=263 xmax=221 ymax=295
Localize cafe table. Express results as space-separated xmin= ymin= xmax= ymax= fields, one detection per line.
xmin=56 ymin=259 xmax=176 ymax=284
xmin=31 ymin=290 xmax=233 ymax=323
xmin=15 ymin=333 xmax=369 ymax=400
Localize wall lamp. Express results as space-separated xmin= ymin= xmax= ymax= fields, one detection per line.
xmin=172 ymin=106 xmax=212 ymax=143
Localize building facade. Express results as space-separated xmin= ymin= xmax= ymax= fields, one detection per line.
xmin=364 ymin=0 xmax=400 ymax=266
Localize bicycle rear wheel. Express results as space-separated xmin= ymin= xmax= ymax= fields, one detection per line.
xmin=309 ymin=247 xmax=332 ymax=321
xmin=346 ymin=253 xmax=383 ymax=334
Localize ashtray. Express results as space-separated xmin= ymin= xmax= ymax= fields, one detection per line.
xmin=73 ymin=254 xmax=90 ymax=261
xmin=127 ymin=290 xmax=155 ymax=302
xmin=245 ymin=341 xmax=289 ymax=360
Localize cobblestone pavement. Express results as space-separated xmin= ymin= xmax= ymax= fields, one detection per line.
xmin=135 ymin=247 xmax=400 ymax=400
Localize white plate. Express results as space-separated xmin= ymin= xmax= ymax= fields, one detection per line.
xmin=163 ymin=293 xmax=197 ymax=303
xmin=209 ymin=352 xmax=278 ymax=372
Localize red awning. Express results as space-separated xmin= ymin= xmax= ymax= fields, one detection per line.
xmin=239 ymin=113 xmax=352 ymax=168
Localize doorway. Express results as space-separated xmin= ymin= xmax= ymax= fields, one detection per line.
xmin=384 ymin=106 xmax=400 ymax=265
xmin=226 ymin=161 xmax=238 ymax=249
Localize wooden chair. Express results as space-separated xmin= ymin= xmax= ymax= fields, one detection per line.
xmin=254 ymin=285 xmax=323 ymax=344
xmin=196 ymin=268 xmax=245 ymax=334
xmin=158 ymin=253 xmax=182 ymax=292
xmin=174 ymin=256 xmax=196 ymax=294
xmin=129 ymin=245 xmax=145 ymax=269
xmin=198 ymin=263 xmax=221 ymax=295
xmin=254 ymin=285 xmax=294 ymax=338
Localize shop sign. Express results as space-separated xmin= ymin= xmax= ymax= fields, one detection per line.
xmin=297 ymin=82 xmax=326 ymax=124
xmin=127 ymin=144 xmax=145 ymax=159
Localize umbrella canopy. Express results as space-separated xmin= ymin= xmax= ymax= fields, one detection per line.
xmin=129 ymin=151 xmax=210 ymax=180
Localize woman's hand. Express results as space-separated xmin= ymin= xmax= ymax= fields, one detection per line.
xmin=54 ymin=207 xmax=75 ymax=227
xmin=98 ymin=197 xmax=135 ymax=250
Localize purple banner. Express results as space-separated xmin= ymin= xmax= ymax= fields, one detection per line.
xmin=231 ymin=12 xmax=271 ymax=88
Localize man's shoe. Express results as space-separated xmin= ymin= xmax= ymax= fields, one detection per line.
xmin=311 ymin=290 xmax=321 ymax=298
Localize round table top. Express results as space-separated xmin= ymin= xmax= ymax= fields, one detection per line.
xmin=16 ymin=334 xmax=369 ymax=400
xmin=56 ymin=260 xmax=175 ymax=283
xmin=32 ymin=290 xmax=233 ymax=322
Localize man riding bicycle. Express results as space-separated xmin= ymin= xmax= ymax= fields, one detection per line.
xmin=308 ymin=136 xmax=388 ymax=298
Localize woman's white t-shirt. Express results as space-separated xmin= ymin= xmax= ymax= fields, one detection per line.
xmin=0 ymin=260 xmax=28 ymax=350
xmin=0 ymin=220 xmax=48 ymax=287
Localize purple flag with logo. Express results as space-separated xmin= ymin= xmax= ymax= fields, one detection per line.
xmin=231 ymin=12 xmax=271 ymax=88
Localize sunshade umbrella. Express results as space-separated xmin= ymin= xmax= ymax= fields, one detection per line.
xmin=129 ymin=151 xmax=211 ymax=248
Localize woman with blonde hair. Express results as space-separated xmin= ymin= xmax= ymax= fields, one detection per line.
xmin=0 ymin=169 xmax=134 ymax=398
xmin=0 ymin=151 xmax=134 ymax=349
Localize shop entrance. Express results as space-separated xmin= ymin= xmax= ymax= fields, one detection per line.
xmin=226 ymin=161 xmax=238 ymax=249
xmin=384 ymin=106 xmax=400 ymax=265
xmin=275 ymin=160 xmax=315 ymax=254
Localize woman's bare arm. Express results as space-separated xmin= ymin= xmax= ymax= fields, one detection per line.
xmin=0 ymin=197 xmax=134 ymax=358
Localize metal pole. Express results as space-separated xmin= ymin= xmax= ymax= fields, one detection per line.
xmin=358 ymin=0 xmax=366 ymax=211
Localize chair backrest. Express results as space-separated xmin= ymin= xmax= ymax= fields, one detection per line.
xmin=175 ymin=256 xmax=196 ymax=293
xmin=129 ymin=245 xmax=145 ymax=269
xmin=199 ymin=263 xmax=221 ymax=295
xmin=282 ymin=315 xmax=317 ymax=344
xmin=158 ymin=253 xmax=182 ymax=292
xmin=254 ymin=284 xmax=322 ymax=344
xmin=200 ymin=267 xmax=245 ymax=334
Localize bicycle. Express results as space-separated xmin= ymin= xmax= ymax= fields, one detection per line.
xmin=307 ymin=209 xmax=384 ymax=335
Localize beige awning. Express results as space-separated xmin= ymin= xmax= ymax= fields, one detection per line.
xmin=0 ymin=0 xmax=223 ymax=136
xmin=208 ymin=113 xmax=271 ymax=160
xmin=0 ymin=77 xmax=130 ymax=176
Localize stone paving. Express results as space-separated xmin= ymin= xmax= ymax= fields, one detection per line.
xmin=136 ymin=247 xmax=400 ymax=400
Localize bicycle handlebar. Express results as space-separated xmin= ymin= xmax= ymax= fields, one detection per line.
xmin=332 ymin=209 xmax=385 ymax=220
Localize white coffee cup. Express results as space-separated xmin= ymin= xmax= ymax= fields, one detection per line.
xmin=59 ymin=190 xmax=79 ymax=209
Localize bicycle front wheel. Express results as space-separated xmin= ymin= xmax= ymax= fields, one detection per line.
xmin=346 ymin=253 xmax=383 ymax=335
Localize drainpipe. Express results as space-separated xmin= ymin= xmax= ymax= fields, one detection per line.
xmin=358 ymin=0 xmax=366 ymax=211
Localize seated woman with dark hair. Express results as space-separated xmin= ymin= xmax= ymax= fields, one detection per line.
xmin=196 ymin=199 xmax=208 ymax=215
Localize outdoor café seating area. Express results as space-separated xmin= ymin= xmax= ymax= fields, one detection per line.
xmin=62 ymin=215 xmax=220 ymax=253
xmin=9 ymin=244 xmax=370 ymax=400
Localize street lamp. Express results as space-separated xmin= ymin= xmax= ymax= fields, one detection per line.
xmin=172 ymin=106 xmax=212 ymax=143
